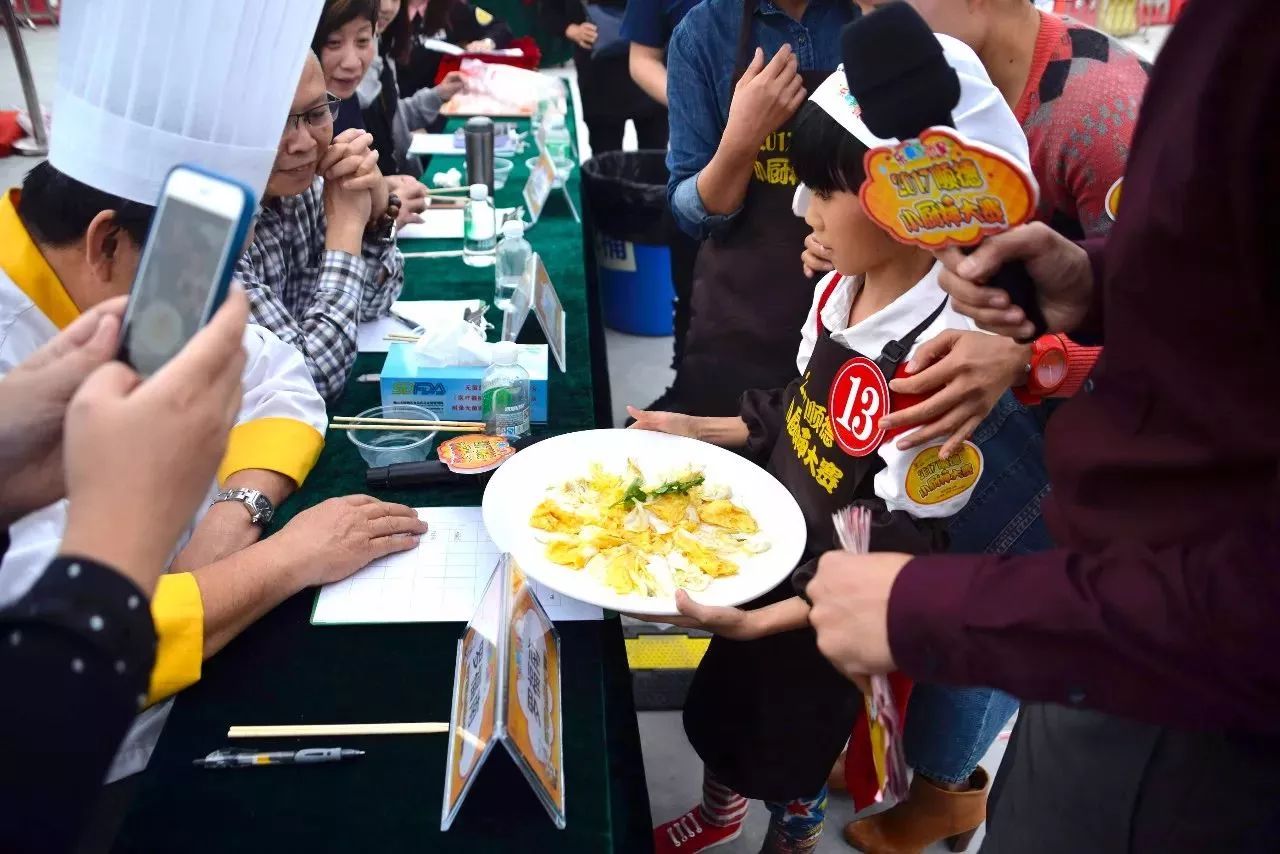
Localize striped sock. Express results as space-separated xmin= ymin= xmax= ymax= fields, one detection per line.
xmin=700 ymin=771 xmax=749 ymax=828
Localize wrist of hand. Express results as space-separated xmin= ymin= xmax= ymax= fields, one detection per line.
xmin=326 ymin=218 xmax=366 ymax=254
xmin=719 ymin=124 xmax=763 ymax=160
xmin=60 ymin=511 xmax=166 ymax=595
xmin=255 ymin=530 xmax=317 ymax=592
xmin=1008 ymin=344 xmax=1034 ymax=388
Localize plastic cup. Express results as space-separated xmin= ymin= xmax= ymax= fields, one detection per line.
xmin=525 ymin=156 xmax=575 ymax=190
xmin=494 ymin=158 xmax=514 ymax=190
xmin=344 ymin=404 xmax=440 ymax=467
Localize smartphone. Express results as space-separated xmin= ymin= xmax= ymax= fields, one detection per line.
xmin=118 ymin=165 xmax=255 ymax=376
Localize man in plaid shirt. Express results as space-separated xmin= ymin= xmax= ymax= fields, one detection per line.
xmin=238 ymin=54 xmax=404 ymax=401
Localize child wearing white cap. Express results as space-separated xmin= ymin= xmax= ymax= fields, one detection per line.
xmin=629 ymin=34 xmax=1030 ymax=854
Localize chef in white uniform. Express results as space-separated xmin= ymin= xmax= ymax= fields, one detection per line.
xmin=0 ymin=0 xmax=327 ymax=781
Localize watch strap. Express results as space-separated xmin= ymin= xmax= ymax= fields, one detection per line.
xmin=1057 ymin=339 xmax=1103 ymax=398
xmin=1013 ymin=336 xmax=1104 ymax=403
xmin=213 ymin=488 xmax=274 ymax=525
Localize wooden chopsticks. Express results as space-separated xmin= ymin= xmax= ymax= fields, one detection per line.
xmin=383 ymin=332 xmax=420 ymax=343
xmin=329 ymin=415 xmax=485 ymax=434
xmin=228 ymin=722 xmax=448 ymax=738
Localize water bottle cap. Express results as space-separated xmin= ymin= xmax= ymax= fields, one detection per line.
xmin=493 ymin=341 xmax=519 ymax=365
xmin=469 ymin=183 xmax=488 ymax=201
xmin=501 ymin=220 xmax=525 ymax=239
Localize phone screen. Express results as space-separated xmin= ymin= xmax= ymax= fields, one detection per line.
xmin=121 ymin=196 xmax=239 ymax=376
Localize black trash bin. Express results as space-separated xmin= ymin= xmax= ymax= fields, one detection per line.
xmin=581 ymin=150 xmax=676 ymax=336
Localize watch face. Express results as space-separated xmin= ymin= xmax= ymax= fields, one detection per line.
xmin=1034 ymin=349 xmax=1068 ymax=390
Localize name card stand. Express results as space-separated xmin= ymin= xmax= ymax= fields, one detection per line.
xmin=442 ymin=555 xmax=566 ymax=831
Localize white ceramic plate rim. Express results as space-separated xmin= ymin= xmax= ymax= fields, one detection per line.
xmin=481 ymin=429 xmax=806 ymax=616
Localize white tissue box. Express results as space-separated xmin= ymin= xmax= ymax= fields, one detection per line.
xmin=379 ymin=342 xmax=548 ymax=423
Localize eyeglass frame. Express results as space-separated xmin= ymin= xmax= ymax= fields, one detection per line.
xmin=282 ymin=94 xmax=342 ymax=135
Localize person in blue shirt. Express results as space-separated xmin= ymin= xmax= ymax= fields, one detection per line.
xmin=619 ymin=0 xmax=703 ymax=397
xmin=622 ymin=0 xmax=703 ymax=107
xmin=657 ymin=0 xmax=856 ymax=419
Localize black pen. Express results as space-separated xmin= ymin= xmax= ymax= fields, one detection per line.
xmin=389 ymin=311 xmax=420 ymax=332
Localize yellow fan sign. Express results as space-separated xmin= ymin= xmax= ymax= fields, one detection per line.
xmin=860 ymin=128 xmax=1038 ymax=250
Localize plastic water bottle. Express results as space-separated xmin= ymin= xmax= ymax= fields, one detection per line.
xmin=463 ymin=183 xmax=496 ymax=267
xmin=482 ymin=341 xmax=531 ymax=441
xmin=494 ymin=220 xmax=532 ymax=313
xmin=545 ymin=116 xmax=572 ymax=162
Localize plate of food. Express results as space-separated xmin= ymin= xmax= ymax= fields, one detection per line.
xmin=481 ymin=429 xmax=806 ymax=616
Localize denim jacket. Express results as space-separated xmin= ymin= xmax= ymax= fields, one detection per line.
xmin=664 ymin=0 xmax=854 ymax=239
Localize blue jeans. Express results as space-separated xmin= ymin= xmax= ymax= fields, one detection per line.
xmin=905 ymin=393 xmax=1054 ymax=783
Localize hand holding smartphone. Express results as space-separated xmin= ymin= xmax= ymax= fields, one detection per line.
xmin=117 ymin=165 xmax=256 ymax=376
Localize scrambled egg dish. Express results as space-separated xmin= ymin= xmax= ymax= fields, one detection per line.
xmin=529 ymin=461 xmax=770 ymax=597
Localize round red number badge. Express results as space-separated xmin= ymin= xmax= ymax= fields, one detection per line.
xmin=828 ymin=356 xmax=890 ymax=457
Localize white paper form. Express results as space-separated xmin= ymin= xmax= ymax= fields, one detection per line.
xmin=357 ymin=299 xmax=486 ymax=353
xmin=311 ymin=507 xmax=603 ymax=624
xmin=396 ymin=207 xmax=517 ymax=241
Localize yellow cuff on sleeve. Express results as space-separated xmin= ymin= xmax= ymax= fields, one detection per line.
xmin=218 ymin=417 xmax=325 ymax=487
xmin=147 ymin=572 xmax=205 ymax=704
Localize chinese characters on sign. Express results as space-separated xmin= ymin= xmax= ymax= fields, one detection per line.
xmin=860 ymin=128 xmax=1037 ymax=249
xmin=785 ymin=374 xmax=846 ymax=495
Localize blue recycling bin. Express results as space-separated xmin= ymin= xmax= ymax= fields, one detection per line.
xmin=595 ymin=235 xmax=675 ymax=336
xmin=583 ymin=151 xmax=676 ymax=337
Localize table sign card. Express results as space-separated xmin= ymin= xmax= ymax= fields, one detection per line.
xmin=522 ymin=148 xmax=557 ymax=226
xmin=532 ymin=255 xmax=567 ymax=373
xmin=500 ymin=254 xmax=537 ymax=342
xmin=442 ymin=555 xmax=565 ymax=831
xmin=441 ymin=566 xmax=502 ymax=829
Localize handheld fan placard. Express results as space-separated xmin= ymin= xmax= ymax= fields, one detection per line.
xmin=860 ymin=127 xmax=1037 ymax=250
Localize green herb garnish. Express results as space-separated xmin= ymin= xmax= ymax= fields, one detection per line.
xmin=614 ymin=474 xmax=704 ymax=508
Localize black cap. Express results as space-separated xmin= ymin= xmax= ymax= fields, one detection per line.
xmin=841 ymin=1 xmax=960 ymax=140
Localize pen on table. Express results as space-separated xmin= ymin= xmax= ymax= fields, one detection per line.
xmin=193 ymin=748 xmax=365 ymax=769
xmin=356 ymin=373 xmax=381 ymax=383
xmin=389 ymin=311 xmax=420 ymax=332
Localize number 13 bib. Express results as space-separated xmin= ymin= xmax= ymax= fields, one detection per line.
xmin=828 ymin=356 xmax=891 ymax=458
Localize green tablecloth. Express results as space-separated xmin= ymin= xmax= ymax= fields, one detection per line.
xmin=112 ymin=105 xmax=650 ymax=853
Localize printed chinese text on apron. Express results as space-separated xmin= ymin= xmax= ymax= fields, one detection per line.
xmin=683 ymin=277 xmax=946 ymax=801
xmin=669 ymin=0 xmax=830 ymax=417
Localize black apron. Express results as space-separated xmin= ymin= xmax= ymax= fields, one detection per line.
xmin=984 ymin=704 xmax=1280 ymax=852
xmin=683 ymin=282 xmax=948 ymax=801
xmin=667 ymin=2 xmax=831 ymax=417
xmin=363 ymin=57 xmax=401 ymax=177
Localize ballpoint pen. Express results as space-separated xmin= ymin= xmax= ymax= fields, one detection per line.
xmin=193 ymin=747 xmax=365 ymax=769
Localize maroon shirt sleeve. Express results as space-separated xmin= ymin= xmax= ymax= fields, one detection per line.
xmin=888 ymin=501 xmax=1280 ymax=732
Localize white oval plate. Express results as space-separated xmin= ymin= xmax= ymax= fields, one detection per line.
xmin=482 ymin=429 xmax=806 ymax=616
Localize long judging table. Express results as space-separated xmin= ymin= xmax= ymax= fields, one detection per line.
xmin=112 ymin=102 xmax=652 ymax=852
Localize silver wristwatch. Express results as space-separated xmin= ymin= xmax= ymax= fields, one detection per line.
xmin=212 ymin=487 xmax=275 ymax=526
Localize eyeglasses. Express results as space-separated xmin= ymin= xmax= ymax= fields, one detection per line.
xmin=283 ymin=94 xmax=342 ymax=134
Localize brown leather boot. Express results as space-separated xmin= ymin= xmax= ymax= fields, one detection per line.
xmin=842 ymin=767 xmax=989 ymax=854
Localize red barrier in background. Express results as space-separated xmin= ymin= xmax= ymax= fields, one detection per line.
xmin=433 ymin=36 xmax=543 ymax=85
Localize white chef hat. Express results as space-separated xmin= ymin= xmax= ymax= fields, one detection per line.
xmin=49 ymin=0 xmax=325 ymax=207
xmin=794 ymin=33 xmax=1033 ymax=217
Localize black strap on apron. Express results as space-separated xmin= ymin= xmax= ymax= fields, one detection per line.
xmin=874 ymin=297 xmax=949 ymax=381
xmin=790 ymin=296 xmax=949 ymax=602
